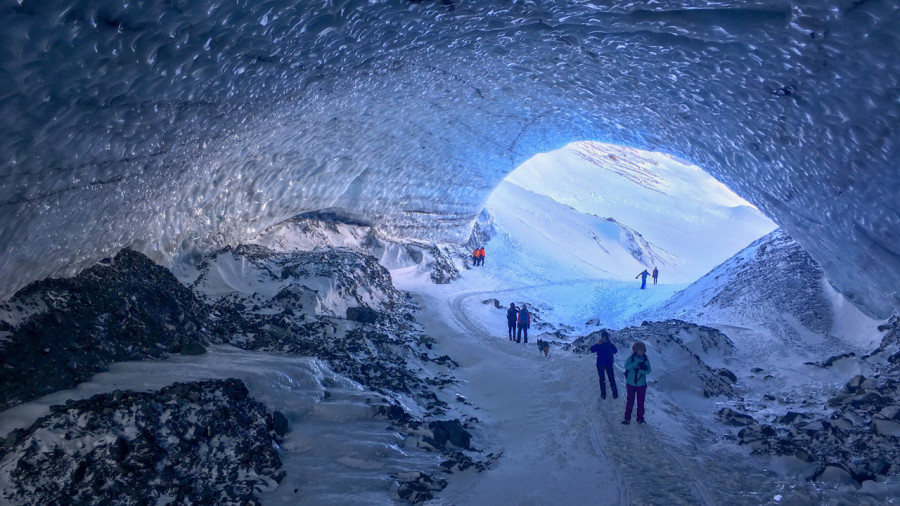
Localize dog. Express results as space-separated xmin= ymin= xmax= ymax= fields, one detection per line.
xmin=536 ymin=339 xmax=550 ymax=358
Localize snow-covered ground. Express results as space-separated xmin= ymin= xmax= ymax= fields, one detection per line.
xmin=2 ymin=143 xmax=895 ymax=504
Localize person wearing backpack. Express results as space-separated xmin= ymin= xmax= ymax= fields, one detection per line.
xmin=622 ymin=341 xmax=651 ymax=425
xmin=516 ymin=304 xmax=530 ymax=343
xmin=506 ymin=303 xmax=518 ymax=341
xmin=589 ymin=330 xmax=618 ymax=399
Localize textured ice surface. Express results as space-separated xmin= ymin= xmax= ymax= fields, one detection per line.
xmin=0 ymin=0 xmax=898 ymax=316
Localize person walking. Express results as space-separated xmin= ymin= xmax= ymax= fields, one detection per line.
xmin=517 ymin=304 xmax=530 ymax=343
xmin=635 ymin=269 xmax=650 ymax=289
xmin=478 ymin=247 xmax=486 ymax=266
xmin=589 ymin=330 xmax=618 ymax=399
xmin=652 ymin=267 xmax=658 ymax=285
xmin=506 ymin=303 xmax=518 ymax=341
xmin=472 ymin=248 xmax=480 ymax=266
xmin=622 ymin=341 xmax=651 ymax=425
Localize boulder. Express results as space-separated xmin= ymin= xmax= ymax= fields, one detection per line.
xmin=272 ymin=410 xmax=290 ymax=436
xmin=346 ymin=306 xmax=379 ymax=324
xmin=180 ymin=341 xmax=207 ymax=355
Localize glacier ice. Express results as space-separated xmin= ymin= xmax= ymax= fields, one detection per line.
xmin=0 ymin=0 xmax=898 ymax=317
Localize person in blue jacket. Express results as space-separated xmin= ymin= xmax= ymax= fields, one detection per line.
xmin=517 ymin=304 xmax=530 ymax=343
xmin=589 ymin=330 xmax=618 ymax=399
xmin=635 ymin=269 xmax=650 ymax=289
xmin=622 ymin=341 xmax=651 ymax=425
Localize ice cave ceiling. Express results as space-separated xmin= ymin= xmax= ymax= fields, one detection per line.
xmin=0 ymin=0 xmax=898 ymax=318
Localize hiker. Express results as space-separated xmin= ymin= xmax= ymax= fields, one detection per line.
xmin=622 ymin=341 xmax=651 ymax=425
xmin=652 ymin=267 xmax=658 ymax=285
xmin=635 ymin=269 xmax=650 ymax=289
xmin=472 ymin=248 xmax=480 ymax=266
xmin=478 ymin=247 xmax=486 ymax=266
xmin=506 ymin=303 xmax=518 ymax=341
xmin=589 ymin=330 xmax=618 ymax=399
xmin=517 ymin=304 xmax=530 ymax=343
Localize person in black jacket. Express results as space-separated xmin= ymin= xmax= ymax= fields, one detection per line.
xmin=506 ymin=303 xmax=518 ymax=341
xmin=589 ymin=330 xmax=618 ymax=399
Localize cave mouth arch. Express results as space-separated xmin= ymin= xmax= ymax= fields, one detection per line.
xmin=477 ymin=140 xmax=778 ymax=286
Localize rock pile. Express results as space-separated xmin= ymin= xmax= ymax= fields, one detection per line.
xmin=571 ymin=319 xmax=738 ymax=398
xmin=0 ymin=379 xmax=283 ymax=505
xmin=725 ymin=372 xmax=900 ymax=486
xmin=0 ymin=249 xmax=217 ymax=410
xmin=191 ymin=245 xmax=460 ymax=412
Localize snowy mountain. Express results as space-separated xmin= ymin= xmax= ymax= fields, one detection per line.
xmin=487 ymin=142 xmax=777 ymax=284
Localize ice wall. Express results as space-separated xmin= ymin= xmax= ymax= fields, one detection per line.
xmin=1 ymin=0 xmax=898 ymax=317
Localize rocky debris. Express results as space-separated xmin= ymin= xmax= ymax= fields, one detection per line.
xmin=865 ymin=313 xmax=900 ymax=361
xmin=0 ymin=229 xmax=487 ymax=503
xmin=192 ymin=245 xmax=459 ymax=413
xmin=729 ymin=374 xmax=900 ymax=485
xmin=347 ymin=306 xmax=379 ymax=323
xmin=570 ymin=320 xmax=737 ymax=398
xmin=0 ymin=379 xmax=283 ymax=505
xmin=483 ymin=299 xmax=502 ymax=309
xmin=418 ymin=243 xmax=460 ymax=285
xmin=373 ymin=402 xmax=490 ymax=477
xmin=717 ymin=408 xmax=756 ymax=426
xmin=427 ymin=419 xmax=471 ymax=450
xmin=648 ymin=230 xmax=834 ymax=340
xmin=251 ymin=217 xmax=460 ymax=284
xmin=272 ymin=411 xmax=290 ymax=436
xmin=0 ymin=249 xmax=216 ymax=410
xmin=179 ymin=341 xmax=207 ymax=355
xmin=392 ymin=471 xmax=447 ymax=504
xmin=806 ymin=352 xmax=857 ymax=368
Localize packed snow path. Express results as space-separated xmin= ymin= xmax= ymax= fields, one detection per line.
xmin=412 ymin=286 xmax=771 ymax=505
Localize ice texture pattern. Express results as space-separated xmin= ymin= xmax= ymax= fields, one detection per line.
xmin=0 ymin=0 xmax=898 ymax=317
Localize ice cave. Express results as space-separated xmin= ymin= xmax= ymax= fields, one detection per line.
xmin=1 ymin=1 xmax=899 ymax=504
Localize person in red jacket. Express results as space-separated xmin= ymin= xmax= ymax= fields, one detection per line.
xmin=478 ymin=247 xmax=486 ymax=266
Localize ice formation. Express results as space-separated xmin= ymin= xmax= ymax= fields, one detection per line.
xmin=1 ymin=0 xmax=898 ymax=317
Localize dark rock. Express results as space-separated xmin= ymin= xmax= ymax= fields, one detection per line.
xmin=0 ymin=249 xmax=217 ymax=410
xmin=347 ymin=306 xmax=379 ymax=324
xmin=716 ymin=368 xmax=737 ymax=384
xmin=428 ymin=419 xmax=471 ymax=450
xmin=775 ymin=411 xmax=809 ymax=425
xmin=482 ymin=299 xmax=501 ymax=309
xmin=272 ymin=410 xmax=290 ymax=436
xmin=180 ymin=341 xmax=207 ymax=355
xmin=718 ymin=408 xmax=756 ymax=426
xmin=0 ymin=379 xmax=283 ymax=505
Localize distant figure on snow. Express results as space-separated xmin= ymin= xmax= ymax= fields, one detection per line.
xmin=536 ymin=339 xmax=550 ymax=358
xmin=589 ymin=330 xmax=618 ymax=399
xmin=517 ymin=304 xmax=530 ymax=343
xmin=506 ymin=303 xmax=518 ymax=341
xmin=478 ymin=247 xmax=486 ymax=266
xmin=472 ymin=248 xmax=480 ymax=266
xmin=622 ymin=341 xmax=651 ymax=425
xmin=652 ymin=267 xmax=658 ymax=285
xmin=635 ymin=269 xmax=650 ymax=289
